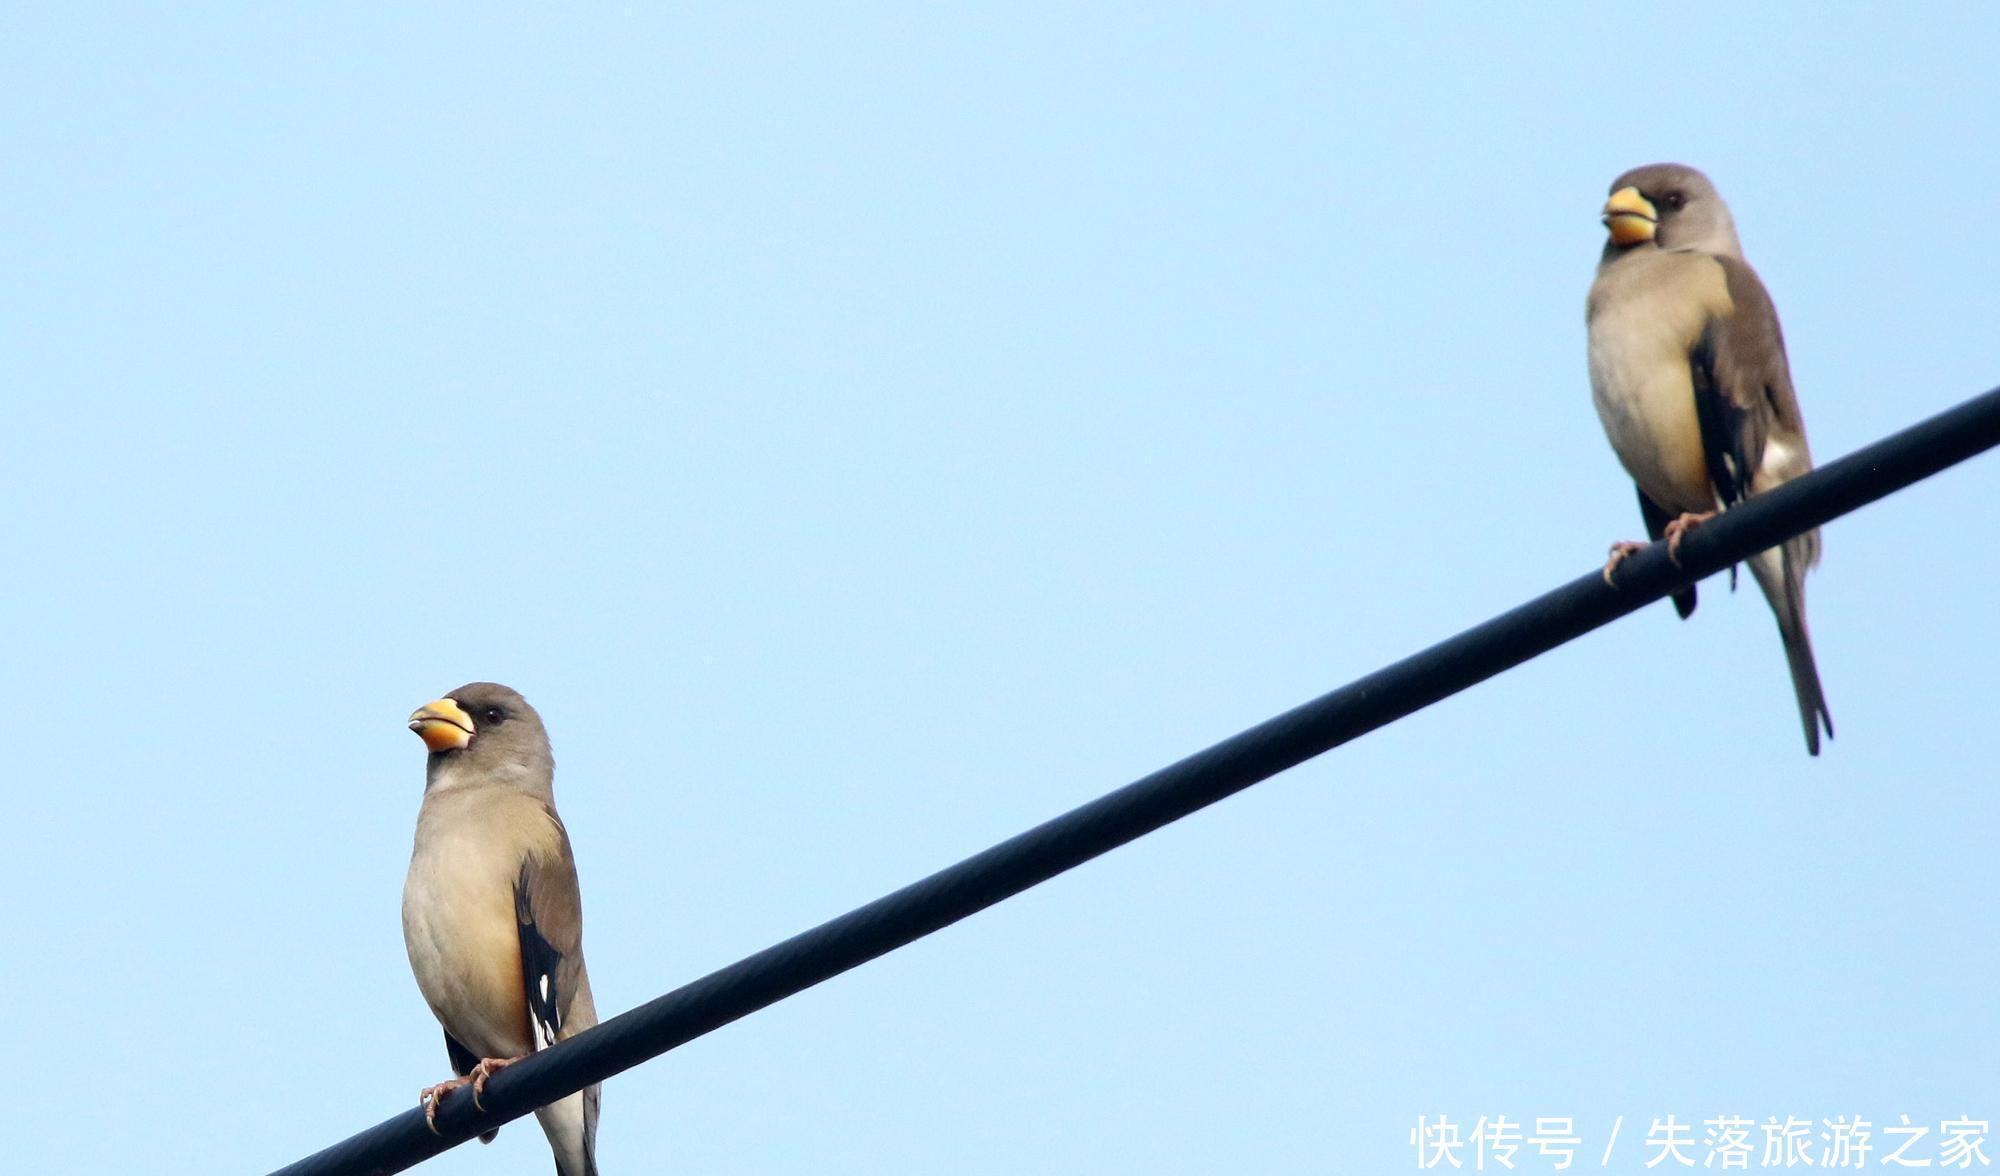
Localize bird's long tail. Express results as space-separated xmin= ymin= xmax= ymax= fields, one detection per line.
xmin=537 ymin=1084 xmax=601 ymax=1176
xmin=1749 ymin=545 xmax=1834 ymax=756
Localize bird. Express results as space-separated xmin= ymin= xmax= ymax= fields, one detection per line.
xmin=1587 ymin=162 xmax=1834 ymax=755
xmin=402 ymin=682 xmax=602 ymax=1175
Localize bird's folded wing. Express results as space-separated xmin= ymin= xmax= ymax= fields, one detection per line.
xmin=514 ymin=810 xmax=588 ymax=1053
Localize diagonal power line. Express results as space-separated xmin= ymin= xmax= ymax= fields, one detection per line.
xmin=272 ymin=385 xmax=2000 ymax=1176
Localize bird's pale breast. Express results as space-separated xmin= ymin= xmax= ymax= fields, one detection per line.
xmin=1587 ymin=252 xmax=1733 ymax=515
xmin=402 ymin=792 xmax=546 ymax=1059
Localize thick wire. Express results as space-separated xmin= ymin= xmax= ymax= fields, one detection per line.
xmin=272 ymin=385 xmax=2000 ymax=1176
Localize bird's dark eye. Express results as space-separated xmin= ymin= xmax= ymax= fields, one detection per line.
xmin=482 ymin=706 xmax=507 ymax=724
xmin=1662 ymin=191 xmax=1685 ymax=209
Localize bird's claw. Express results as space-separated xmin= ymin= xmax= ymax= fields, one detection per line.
xmin=468 ymin=1055 xmax=524 ymax=1111
xmin=416 ymin=1054 xmax=526 ymax=1132
xmin=1603 ymin=541 xmax=1646 ymax=586
xmin=1663 ymin=511 xmax=1717 ymax=565
xmin=418 ymin=1076 xmax=473 ymax=1135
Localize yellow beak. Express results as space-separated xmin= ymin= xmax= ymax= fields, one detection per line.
xmin=1602 ymin=185 xmax=1658 ymax=245
xmin=408 ymin=697 xmax=475 ymax=752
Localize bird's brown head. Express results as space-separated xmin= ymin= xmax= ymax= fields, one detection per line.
xmin=408 ymin=682 xmax=554 ymax=790
xmin=1599 ymin=162 xmax=1742 ymax=258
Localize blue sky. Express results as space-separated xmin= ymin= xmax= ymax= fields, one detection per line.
xmin=7 ymin=5 xmax=1999 ymax=1173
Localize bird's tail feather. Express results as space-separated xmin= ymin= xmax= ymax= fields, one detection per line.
xmin=537 ymin=1084 xmax=600 ymax=1176
xmin=1749 ymin=547 xmax=1833 ymax=756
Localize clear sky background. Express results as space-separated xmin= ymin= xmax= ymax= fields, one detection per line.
xmin=6 ymin=5 xmax=1998 ymax=1173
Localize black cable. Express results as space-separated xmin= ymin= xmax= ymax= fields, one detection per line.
xmin=271 ymin=385 xmax=2000 ymax=1176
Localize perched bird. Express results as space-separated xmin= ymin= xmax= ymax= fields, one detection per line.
xmin=403 ymin=682 xmax=602 ymax=1175
xmin=1587 ymin=162 xmax=1833 ymax=755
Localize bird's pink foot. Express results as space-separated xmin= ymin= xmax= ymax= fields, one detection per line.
xmin=419 ymin=1075 xmax=474 ymax=1134
xmin=1603 ymin=541 xmax=1646 ymax=586
xmin=469 ymin=1055 xmax=526 ymax=1110
xmin=1663 ymin=510 xmax=1718 ymax=564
